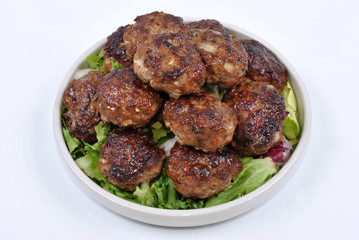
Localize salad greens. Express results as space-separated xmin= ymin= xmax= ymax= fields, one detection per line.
xmin=151 ymin=121 xmax=174 ymax=146
xmin=133 ymin=162 xmax=205 ymax=209
xmin=62 ymin=123 xmax=82 ymax=156
xmin=281 ymin=80 xmax=300 ymax=145
xmin=86 ymin=48 xmax=105 ymax=72
xmin=86 ymin=48 xmax=123 ymax=73
xmin=111 ymin=60 xmax=123 ymax=70
xmin=205 ymin=157 xmax=277 ymax=207
xmin=62 ymin=57 xmax=301 ymax=208
xmin=205 ymin=84 xmax=226 ymax=100
xmin=61 ymin=106 xmax=83 ymax=158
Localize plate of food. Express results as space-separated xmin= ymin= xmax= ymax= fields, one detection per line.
xmin=53 ymin=11 xmax=311 ymax=227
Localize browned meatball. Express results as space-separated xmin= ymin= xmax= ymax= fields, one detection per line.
xmin=241 ymin=39 xmax=287 ymax=92
xmin=62 ymin=71 xmax=105 ymax=143
xmin=167 ymin=143 xmax=242 ymax=199
xmin=99 ymin=127 xmax=165 ymax=191
xmin=134 ymin=32 xmax=206 ymax=99
xmin=123 ymin=11 xmax=188 ymax=59
xmin=163 ymin=93 xmax=237 ymax=152
xmin=187 ymin=19 xmax=230 ymax=36
xmin=223 ymin=78 xmax=287 ymax=156
xmin=188 ymin=20 xmax=248 ymax=89
xmin=103 ymin=25 xmax=133 ymax=72
xmin=97 ymin=68 xmax=162 ymax=128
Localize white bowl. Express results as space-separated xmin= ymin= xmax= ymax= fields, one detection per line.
xmin=53 ymin=18 xmax=311 ymax=227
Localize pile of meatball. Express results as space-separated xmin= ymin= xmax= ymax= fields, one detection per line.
xmin=62 ymin=11 xmax=288 ymax=200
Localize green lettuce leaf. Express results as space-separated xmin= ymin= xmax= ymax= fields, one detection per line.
xmin=62 ymin=124 xmax=82 ymax=156
xmin=280 ymin=80 xmax=300 ymax=145
xmin=133 ymin=182 xmax=157 ymax=206
xmin=86 ymin=48 xmax=123 ymax=72
xmin=151 ymin=121 xmax=174 ymax=146
xmin=86 ymin=48 xmax=106 ymax=72
xmin=205 ymin=157 xmax=278 ymax=207
xmin=133 ymin=159 xmax=204 ymax=209
xmin=205 ymin=84 xmax=226 ymax=100
xmin=61 ymin=106 xmax=83 ymax=157
xmin=93 ymin=121 xmax=111 ymax=148
xmin=111 ymin=60 xmax=123 ymax=70
xmin=163 ymin=178 xmax=204 ymax=209
xmin=75 ymin=149 xmax=103 ymax=180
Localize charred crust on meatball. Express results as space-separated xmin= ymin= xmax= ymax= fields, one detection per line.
xmin=97 ymin=68 xmax=162 ymax=128
xmin=133 ymin=32 xmax=206 ymax=99
xmin=223 ymin=78 xmax=287 ymax=156
xmin=163 ymin=93 xmax=237 ymax=152
xmin=103 ymin=25 xmax=133 ymax=72
xmin=187 ymin=20 xmax=248 ymax=89
xmin=62 ymin=71 xmax=105 ymax=144
xmin=167 ymin=143 xmax=242 ymax=199
xmin=241 ymin=39 xmax=287 ymax=92
xmin=123 ymin=11 xmax=188 ymax=59
xmin=98 ymin=127 xmax=165 ymax=192
xmin=187 ymin=19 xmax=230 ymax=38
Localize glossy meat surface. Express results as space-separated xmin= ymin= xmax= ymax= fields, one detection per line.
xmin=103 ymin=25 xmax=133 ymax=72
xmin=241 ymin=39 xmax=287 ymax=92
xmin=167 ymin=143 xmax=242 ymax=199
xmin=163 ymin=93 xmax=237 ymax=152
xmin=62 ymin=71 xmax=105 ymax=143
xmin=99 ymin=127 xmax=165 ymax=191
xmin=134 ymin=32 xmax=206 ymax=99
xmin=188 ymin=19 xmax=248 ymax=88
xmin=123 ymin=11 xmax=188 ymax=59
xmin=224 ymin=78 xmax=287 ymax=156
xmin=187 ymin=19 xmax=229 ymax=36
xmin=97 ymin=68 xmax=162 ymax=128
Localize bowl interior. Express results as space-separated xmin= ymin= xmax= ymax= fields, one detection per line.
xmin=53 ymin=19 xmax=311 ymax=227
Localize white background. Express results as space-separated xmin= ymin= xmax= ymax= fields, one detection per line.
xmin=1 ymin=0 xmax=358 ymax=239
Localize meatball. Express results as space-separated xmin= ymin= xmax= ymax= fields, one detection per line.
xmin=123 ymin=11 xmax=188 ymax=59
xmin=167 ymin=143 xmax=242 ymax=199
xmin=163 ymin=93 xmax=237 ymax=152
xmin=103 ymin=25 xmax=133 ymax=72
xmin=241 ymin=39 xmax=287 ymax=92
xmin=62 ymin=71 xmax=105 ymax=143
xmin=188 ymin=19 xmax=248 ymax=88
xmin=97 ymin=68 xmax=162 ymax=128
xmin=99 ymin=127 xmax=165 ymax=191
xmin=134 ymin=32 xmax=206 ymax=99
xmin=187 ymin=19 xmax=230 ymax=37
xmin=223 ymin=78 xmax=287 ymax=156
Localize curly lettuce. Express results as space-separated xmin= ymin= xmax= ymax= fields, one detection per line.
xmin=151 ymin=121 xmax=174 ymax=146
xmin=86 ymin=48 xmax=123 ymax=73
xmin=133 ymin=160 xmax=205 ymax=209
xmin=205 ymin=157 xmax=277 ymax=207
xmin=86 ymin=48 xmax=105 ymax=72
